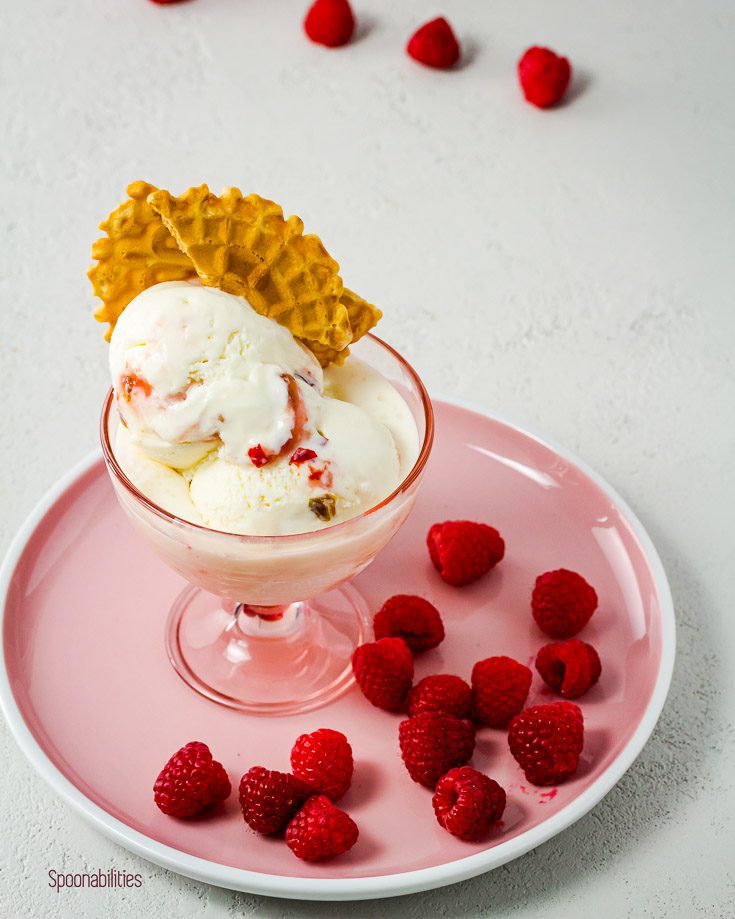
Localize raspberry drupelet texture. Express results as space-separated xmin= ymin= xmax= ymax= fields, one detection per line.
xmin=408 ymin=674 xmax=473 ymax=720
xmin=535 ymin=640 xmax=602 ymax=698
xmin=508 ymin=701 xmax=584 ymax=786
xmin=352 ymin=637 xmax=414 ymax=712
xmin=153 ymin=741 xmax=231 ymax=818
xmin=518 ymin=46 xmax=572 ymax=108
xmin=471 ymin=656 xmax=532 ymax=727
xmin=427 ymin=520 xmax=505 ymax=586
xmin=407 ymin=17 xmax=461 ymax=69
xmin=285 ymin=795 xmax=359 ymax=861
xmin=432 ymin=767 xmax=506 ymax=841
xmin=531 ymin=569 xmax=598 ymax=638
xmin=290 ymin=728 xmax=354 ymax=801
xmin=238 ymin=767 xmax=312 ymax=835
xmin=399 ymin=712 xmax=475 ymax=788
xmin=373 ymin=595 xmax=445 ymax=652
xmin=303 ymin=0 xmax=355 ymax=48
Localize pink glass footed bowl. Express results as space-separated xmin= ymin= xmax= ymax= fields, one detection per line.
xmin=100 ymin=334 xmax=434 ymax=715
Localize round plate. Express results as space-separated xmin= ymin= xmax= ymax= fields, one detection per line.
xmin=0 ymin=397 xmax=675 ymax=901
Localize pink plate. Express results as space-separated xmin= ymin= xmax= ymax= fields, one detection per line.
xmin=0 ymin=397 xmax=675 ymax=901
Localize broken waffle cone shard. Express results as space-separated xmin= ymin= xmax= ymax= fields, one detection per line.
xmin=302 ymin=289 xmax=382 ymax=367
xmin=88 ymin=182 xmax=382 ymax=363
xmin=341 ymin=287 xmax=382 ymax=341
xmin=88 ymin=180 xmax=195 ymax=340
xmin=147 ymin=185 xmax=354 ymax=351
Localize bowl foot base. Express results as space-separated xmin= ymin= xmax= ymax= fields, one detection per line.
xmin=165 ymin=583 xmax=370 ymax=715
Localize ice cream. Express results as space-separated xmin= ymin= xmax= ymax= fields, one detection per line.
xmin=110 ymin=281 xmax=417 ymax=536
xmin=92 ymin=182 xmax=432 ymax=609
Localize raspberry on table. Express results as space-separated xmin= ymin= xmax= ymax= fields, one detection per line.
xmin=518 ymin=46 xmax=572 ymax=109
xmin=471 ymin=656 xmax=532 ymax=727
xmin=427 ymin=520 xmax=505 ymax=586
xmin=508 ymin=701 xmax=584 ymax=786
xmin=373 ymin=594 xmax=445 ymax=652
xmin=352 ymin=637 xmax=414 ymax=712
xmin=408 ymin=674 xmax=473 ymax=720
xmin=153 ymin=741 xmax=230 ymax=818
xmin=532 ymin=568 xmax=598 ymax=638
xmin=285 ymin=795 xmax=359 ymax=861
xmin=238 ymin=767 xmax=312 ymax=835
xmin=399 ymin=712 xmax=475 ymax=788
xmin=535 ymin=639 xmax=602 ymax=698
xmin=290 ymin=728 xmax=353 ymax=801
xmin=303 ymin=0 xmax=355 ymax=48
xmin=407 ymin=17 xmax=461 ymax=70
xmin=432 ymin=767 xmax=506 ymax=841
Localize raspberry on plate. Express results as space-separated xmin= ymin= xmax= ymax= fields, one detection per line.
xmin=427 ymin=520 xmax=505 ymax=586
xmin=471 ymin=656 xmax=532 ymax=727
xmin=432 ymin=767 xmax=506 ymax=841
xmin=535 ymin=639 xmax=602 ymax=698
xmin=508 ymin=701 xmax=584 ymax=786
xmin=286 ymin=795 xmax=359 ymax=861
xmin=399 ymin=712 xmax=475 ymax=788
xmin=153 ymin=741 xmax=230 ymax=818
xmin=518 ymin=46 xmax=572 ymax=109
xmin=532 ymin=569 xmax=598 ymax=638
xmin=290 ymin=728 xmax=353 ymax=801
xmin=303 ymin=0 xmax=355 ymax=48
xmin=373 ymin=594 xmax=445 ymax=652
xmin=408 ymin=674 xmax=473 ymax=720
xmin=352 ymin=637 xmax=414 ymax=712
xmin=238 ymin=767 xmax=312 ymax=835
xmin=407 ymin=17 xmax=461 ymax=70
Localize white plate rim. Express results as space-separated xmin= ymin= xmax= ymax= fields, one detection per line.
xmin=0 ymin=394 xmax=676 ymax=901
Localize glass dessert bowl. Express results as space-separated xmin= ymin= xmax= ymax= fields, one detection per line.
xmin=101 ymin=334 xmax=433 ymax=715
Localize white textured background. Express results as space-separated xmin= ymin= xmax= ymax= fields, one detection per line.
xmin=1 ymin=0 xmax=734 ymax=916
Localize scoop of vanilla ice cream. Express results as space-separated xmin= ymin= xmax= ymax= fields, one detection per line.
xmin=188 ymin=397 xmax=400 ymax=535
xmin=109 ymin=281 xmax=322 ymax=468
xmin=109 ymin=281 xmax=418 ymax=535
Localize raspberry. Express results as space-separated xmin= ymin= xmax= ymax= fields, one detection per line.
xmin=286 ymin=795 xmax=359 ymax=861
xmin=407 ymin=17 xmax=461 ymax=70
xmin=532 ymin=569 xmax=598 ymax=638
xmin=518 ymin=46 xmax=572 ymax=109
xmin=352 ymin=637 xmax=414 ymax=712
xmin=290 ymin=728 xmax=353 ymax=801
xmin=535 ymin=640 xmax=601 ymax=698
xmin=373 ymin=595 xmax=445 ymax=652
xmin=427 ymin=520 xmax=505 ymax=586
xmin=508 ymin=701 xmax=584 ymax=785
xmin=471 ymin=656 xmax=532 ymax=727
xmin=408 ymin=674 xmax=473 ymax=720
xmin=153 ymin=742 xmax=230 ymax=818
xmin=248 ymin=444 xmax=269 ymax=468
xmin=399 ymin=713 xmax=475 ymax=788
xmin=238 ymin=767 xmax=312 ymax=835
xmin=304 ymin=0 xmax=355 ymax=48
xmin=432 ymin=767 xmax=506 ymax=841
xmin=290 ymin=447 xmax=317 ymax=465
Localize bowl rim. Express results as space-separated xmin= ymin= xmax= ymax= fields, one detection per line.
xmin=99 ymin=332 xmax=435 ymax=541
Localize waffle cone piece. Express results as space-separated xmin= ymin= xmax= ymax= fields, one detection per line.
xmin=89 ymin=182 xmax=381 ymax=363
xmin=148 ymin=185 xmax=354 ymax=352
xmin=304 ymin=288 xmax=382 ymax=366
xmin=88 ymin=181 xmax=195 ymax=340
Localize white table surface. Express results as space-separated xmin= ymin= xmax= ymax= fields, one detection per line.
xmin=1 ymin=0 xmax=734 ymax=916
